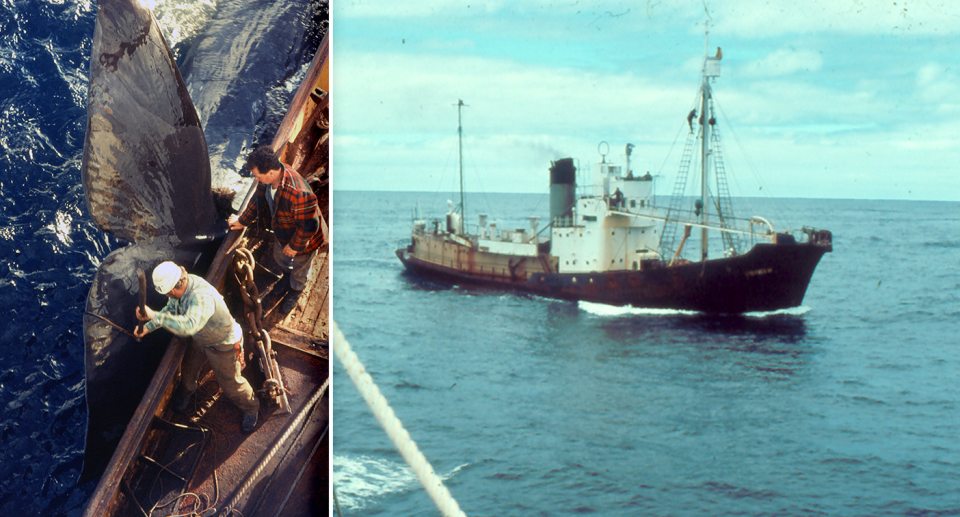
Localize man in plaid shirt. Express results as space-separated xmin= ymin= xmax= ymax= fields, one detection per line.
xmin=228 ymin=146 xmax=323 ymax=313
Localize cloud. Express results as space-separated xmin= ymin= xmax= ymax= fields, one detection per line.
xmin=709 ymin=0 xmax=960 ymax=37
xmin=333 ymin=50 xmax=691 ymax=142
xmin=916 ymin=63 xmax=960 ymax=112
xmin=332 ymin=0 xmax=960 ymax=200
xmin=743 ymin=49 xmax=824 ymax=77
xmin=338 ymin=0 xmax=960 ymax=36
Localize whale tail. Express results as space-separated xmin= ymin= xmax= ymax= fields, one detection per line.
xmin=79 ymin=0 xmax=223 ymax=483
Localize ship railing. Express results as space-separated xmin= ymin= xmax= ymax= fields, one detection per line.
xmin=576 ymin=183 xmax=599 ymax=199
xmin=463 ymin=222 xmax=480 ymax=237
xmin=552 ymin=215 xmax=577 ymax=228
xmin=396 ymin=238 xmax=412 ymax=252
xmin=473 ymin=223 xmax=544 ymax=245
xmin=802 ymin=226 xmax=833 ymax=247
xmin=637 ymin=206 xmax=778 ymax=241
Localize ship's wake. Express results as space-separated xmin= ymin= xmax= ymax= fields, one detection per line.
xmin=579 ymin=301 xmax=811 ymax=318
xmin=333 ymin=454 xmax=468 ymax=511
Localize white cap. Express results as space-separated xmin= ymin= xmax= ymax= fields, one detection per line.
xmin=153 ymin=261 xmax=182 ymax=294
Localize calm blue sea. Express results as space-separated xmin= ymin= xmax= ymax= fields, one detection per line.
xmin=332 ymin=190 xmax=960 ymax=515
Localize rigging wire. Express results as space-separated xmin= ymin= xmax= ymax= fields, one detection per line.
xmin=461 ymin=129 xmax=496 ymax=224
xmin=464 ymin=141 xmax=549 ymax=234
xmin=713 ymin=98 xmax=795 ymax=232
xmin=430 ymin=106 xmax=547 ymax=234
xmin=427 ymin=133 xmax=459 ymax=219
xmin=657 ymin=86 xmax=709 ymax=202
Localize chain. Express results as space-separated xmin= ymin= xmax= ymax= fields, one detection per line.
xmin=232 ymin=248 xmax=285 ymax=408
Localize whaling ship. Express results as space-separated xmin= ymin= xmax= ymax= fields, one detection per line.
xmin=397 ymin=37 xmax=832 ymax=314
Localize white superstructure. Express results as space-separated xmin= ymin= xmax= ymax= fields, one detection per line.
xmin=551 ymin=159 xmax=663 ymax=274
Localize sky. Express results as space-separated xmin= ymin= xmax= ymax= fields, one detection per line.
xmin=330 ymin=0 xmax=960 ymax=201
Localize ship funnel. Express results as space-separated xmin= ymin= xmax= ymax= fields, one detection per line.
xmin=550 ymin=158 xmax=576 ymax=224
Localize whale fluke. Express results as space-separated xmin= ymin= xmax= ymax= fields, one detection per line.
xmin=79 ymin=0 xmax=223 ymax=483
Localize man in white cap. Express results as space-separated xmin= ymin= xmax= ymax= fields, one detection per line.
xmin=134 ymin=261 xmax=260 ymax=433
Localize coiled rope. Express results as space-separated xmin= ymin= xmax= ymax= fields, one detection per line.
xmin=331 ymin=319 xmax=467 ymax=517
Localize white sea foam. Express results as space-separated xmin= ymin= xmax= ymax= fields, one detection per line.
xmin=578 ymin=301 xmax=697 ymax=317
xmin=743 ymin=306 xmax=811 ymax=318
xmin=332 ymin=454 xmax=417 ymax=510
xmin=333 ymin=454 xmax=469 ymax=511
xmin=578 ymin=301 xmax=810 ymax=318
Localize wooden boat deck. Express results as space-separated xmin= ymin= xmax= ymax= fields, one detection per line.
xmin=267 ymin=226 xmax=329 ymax=355
xmin=125 ymin=343 xmax=328 ymax=516
xmin=103 ymin=165 xmax=330 ymax=517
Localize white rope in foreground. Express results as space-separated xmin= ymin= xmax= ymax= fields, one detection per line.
xmin=331 ymin=319 xmax=467 ymax=517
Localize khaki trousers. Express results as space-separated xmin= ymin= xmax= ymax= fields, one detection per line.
xmin=270 ymin=235 xmax=319 ymax=291
xmin=180 ymin=340 xmax=260 ymax=416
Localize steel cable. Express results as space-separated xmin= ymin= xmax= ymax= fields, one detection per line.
xmin=217 ymin=377 xmax=329 ymax=516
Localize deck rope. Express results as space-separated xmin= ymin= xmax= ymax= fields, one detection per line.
xmin=331 ymin=319 xmax=467 ymax=517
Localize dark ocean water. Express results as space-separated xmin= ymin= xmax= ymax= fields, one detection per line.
xmin=332 ymin=190 xmax=960 ymax=515
xmin=0 ymin=1 xmax=102 ymax=515
xmin=0 ymin=1 xmax=254 ymax=515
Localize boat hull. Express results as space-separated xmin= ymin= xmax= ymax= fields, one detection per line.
xmin=397 ymin=238 xmax=830 ymax=314
xmin=82 ymin=28 xmax=330 ymax=517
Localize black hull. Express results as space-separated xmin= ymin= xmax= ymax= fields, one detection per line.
xmin=397 ymin=241 xmax=830 ymax=314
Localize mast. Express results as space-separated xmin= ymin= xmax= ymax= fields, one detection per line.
xmin=699 ymin=23 xmax=721 ymax=262
xmin=699 ymin=25 xmax=710 ymax=261
xmin=457 ymin=99 xmax=466 ymax=224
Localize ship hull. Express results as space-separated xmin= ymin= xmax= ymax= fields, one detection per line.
xmin=397 ymin=237 xmax=830 ymax=314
